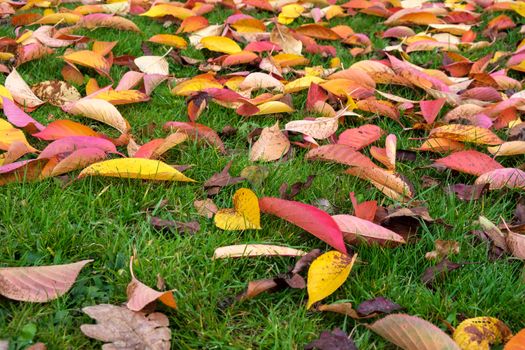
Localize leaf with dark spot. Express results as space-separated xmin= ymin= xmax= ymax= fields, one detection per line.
xmin=356 ymin=297 xmax=403 ymax=316
xmin=304 ymin=328 xmax=357 ymax=350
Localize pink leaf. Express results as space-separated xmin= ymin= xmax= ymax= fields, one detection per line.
xmin=259 ymin=197 xmax=347 ymax=254
xmin=475 ymin=168 xmax=525 ymax=190
xmin=420 ymin=98 xmax=445 ymax=124
xmin=0 ymin=260 xmax=92 ymax=302
xmin=332 ymin=214 xmax=405 ymax=245
xmin=2 ymin=97 xmax=45 ymax=132
xmin=38 ymin=136 xmax=116 ymax=159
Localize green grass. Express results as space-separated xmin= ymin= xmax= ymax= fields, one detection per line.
xmin=1 ymin=6 xmax=525 ymax=350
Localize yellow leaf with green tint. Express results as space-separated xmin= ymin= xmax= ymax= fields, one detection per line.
xmin=148 ymin=34 xmax=187 ymax=49
xmin=200 ymin=36 xmax=242 ymax=54
xmin=306 ymin=251 xmax=356 ymax=309
xmin=214 ymin=188 xmax=261 ymax=230
xmin=79 ymin=158 xmax=195 ymax=182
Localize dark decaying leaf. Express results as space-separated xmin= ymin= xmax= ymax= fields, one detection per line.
xmin=279 ymin=175 xmax=316 ymax=200
xmin=150 ymin=216 xmax=200 ymax=234
xmin=445 ymin=183 xmax=489 ymax=201
xmin=223 ymin=249 xmax=322 ymax=307
xmin=204 ymin=161 xmax=245 ymax=196
xmin=469 ymin=230 xmax=507 ymax=261
xmin=421 ymin=259 xmax=469 ymax=289
xmin=375 ymin=206 xmax=435 ymax=241
xmin=304 ymin=328 xmax=357 ymax=350
xmin=356 ymin=297 xmax=403 ymax=317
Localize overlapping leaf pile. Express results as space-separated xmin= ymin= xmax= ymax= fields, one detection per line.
xmin=1 ymin=0 xmax=525 ymax=347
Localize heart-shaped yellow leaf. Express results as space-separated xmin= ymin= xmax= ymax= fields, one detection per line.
xmin=306 ymin=251 xmax=357 ymax=309
xmin=214 ymin=188 xmax=261 ymax=230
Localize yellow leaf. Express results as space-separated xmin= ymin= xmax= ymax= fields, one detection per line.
xmin=0 ymin=120 xmax=36 ymax=151
xmin=140 ymin=4 xmax=195 ymax=20
xmin=511 ymin=2 xmax=525 ymax=17
xmin=306 ymin=251 xmax=357 ymax=309
xmin=231 ymin=18 xmax=266 ymax=33
xmin=488 ymin=141 xmax=525 ymax=157
xmin=429 ymin=124 xmax=503 ymax=145
xmin=79 ymin=158 xmax=195 ymax=182
xmin=171 ymin=78 xmax=223 ymax=96
xmin=272 ymin=53 xmax=309 ymax=67
xmin=200 ymin=36 xmax=242 ymax=54
xmin=148 ymin=34 xmax=187 ymax=49
xmin=63 ymin=50 xmax=110 ymax=76
xmin=453 ymin=317 xmax=512 ymax=350
xmin=214 ymin=188 xmax=261 ymax=230
xmin=0 ymin=85 xmax=13 ymax=108
xmin=280 ymin=4 xmax=304 ymax=18
xmin=0 ymin=53 xmax=14 ymax=61
xmin=284 ymin=76 xmax=325 ymax=94
xmin=33 ymin=12 xmax=81 ymax=24
xmin=254 ymin=101 xmax=294 ymax=115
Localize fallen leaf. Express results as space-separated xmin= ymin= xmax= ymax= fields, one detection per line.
xmin=306 ymin=251 xmax=357 ymax=309
xmin=127 ymin=257 xmax=177 ymax=311
xmin=505 ymin=329 xmax=525 ymax=350
xmin=259 ymin=197 xmax=347 ymax=253
xmin=80 ymin=304 xmax=171 ymax=350
xmin=306 ymin=144 xmax=377 ymax=168
xmin=79 ymin=158 xmax=195 ymax=182
xmin=250 ymin=122 xmax=290 ymax=162
xmin=421 ymin=258 xmax=465 ymax=289
xmin=368 ymin=314 xmax=460 ymax=350
xmin=194 ymin=199 xmax=218 ymax=218
xmin=332 ymin=214 xmax=405 ymax=245
xmin=356 ymin=297 xmax=403 ymax=317
xmin=134 ymin=56 xmax=169 ymax=75
xmin=445 ymin=183 xmax=489 ymax=201
xmin=279 ymin=175 xmax=315 ymax=200
xmin=240 ymin=165 xmax=270 ymax=187
xmin=212 ymin=244 xmax=306 ymax=259
xmin=345 ymin=167 xmax=413 ymax=202
xmin=0 ymin=260 xmax=92 ymax=302
xmin=425 ymin=240 xmax=460 ymax=260
xmin=31 ymin=80 xmax=81 ymax=107
xmin=4 ymin=68 xmax=44 ymax=109
xmin=203 ymin=161 xmax=244 ymax=195
xmin=429 ymin=124 xmax=503 ymax=145
xmin=64 ymin=98 xmax=131 ymax=134
xmin=434 ymin=150 xmax=503 ymax=176
xmin=150 ymin=217 xmax=200 ymax=234
xmin=304 ymin=328 xmax=357 ymax=350
xmin=285 ymin=115 xmax=340 ymax=140
xmin=453 ymin=317 xmax=512 ymax=350
xmin=200 ymin=36 xmax=242 ymax=54
xmin=475 ymin=168 xmax=525 ymax=190
xmin=214 ymin=188 xmax=261 ymax=230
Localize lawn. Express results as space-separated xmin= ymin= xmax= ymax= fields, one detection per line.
xmin=1 ymin=2 xmax=525 ymax=349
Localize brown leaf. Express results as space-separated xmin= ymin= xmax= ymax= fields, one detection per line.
xmin=444 ymin=183 xmax=489 ymax=201
xmin=0 ymin=260 xmax=92 ymax=302
xmin=377 ymin=206 xmax=434 ymax=242
xmin=203 ymin=161 xmax=244 ymax=196
xmin=279 ymin=175 xmax=315 ymax=200
xmin=194 ymin=199 xmax=218 ymax=219
xmin=80 ymin=304 xmax=171 ymax=350
xmin=150 ymin=216 xmax=200 ymax=235
xmin=304 ymin=328 xmax=357 ymax=350
xmin=249 ymin=122 xmax=290 ymax=162
xmin=26 ymin=343 xmax=46 ymax=350
xmin=425 ymin=240 xmax=460 ymax=260
xmin=236 ymin=279 xmax=280 ymax=301
xmin=421 ymin=259 xmax=466 ymax=289
xmin=356 ymin=297 xmax=403 ymax=317
xmin=240 ymin=165 xmax=270 ymax=187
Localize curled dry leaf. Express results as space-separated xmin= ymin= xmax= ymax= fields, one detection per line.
xmin=81 ymin=304 xmax=171 ymax=350
xmin=453 ymin=317 xmax=512 ymax=350
xmin=79 ymin=158 xmax=195 ymax=182
xmin=250 ymin=122 xmax=290 ymax=162
xmin=65 ymin=98 xmax=131 ymax=134
xmin=214 ymin=188 xmax=261 ymax=230
xmin=345 ymin=167 xmax=413 ymax=202
xmin=332 ymin=214 xmax=405 ymax=245
xmin=4 ymin=68 xmax=44 ymax=108
xmin=259 ymin=197 xmax=347 ymax=254
xmin=127 ymin=258 xmax=177 ymax=312
xmin=369 ymin=314 xmax=460 ymax=350
xmin=212 ymin=244 xmax=307 ymax=259
xmin=0 ymin=260 xmax=92 ymax=302
xmin=306 ymin=251 xmax=357 ymax=309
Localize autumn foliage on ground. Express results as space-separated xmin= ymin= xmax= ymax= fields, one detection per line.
xmin=1 ymin=0 xmax=525 ymax=348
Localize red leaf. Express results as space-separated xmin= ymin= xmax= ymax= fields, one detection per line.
xmin=434 ymin=150 xmax=503 ymax=176
xmin=259 ymin=197 xmax=347 ymax=254
xmin=337 ymin=124 xmax=384 ymax=150
xmin=420 ymin=99 xmax=445 ymax=124
xmin=163 ymin=121 xmax=226 ymax=154
xmin=349 ymin=192 xmax=377 ymax=221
